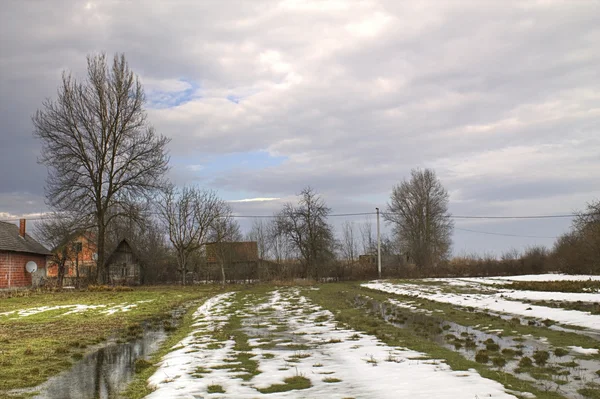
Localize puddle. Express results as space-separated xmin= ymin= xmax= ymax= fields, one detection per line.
xmin=22 ymin=306 xmax=188 ymax=399
xmin=355 ymin=295 xmax=600 ymax=399
xmin=35 ymin=328 xmax=165 ymax=399
xmin=486 ymin=311 xmax=600 ymax=342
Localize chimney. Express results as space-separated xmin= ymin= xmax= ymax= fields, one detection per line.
xmin=19 ymin=219 xmax=26 ymax=238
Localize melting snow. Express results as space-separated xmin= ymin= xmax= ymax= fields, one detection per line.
xmin=0 ymin=300 xmax=154 ymax=319
xmin=363 ymin=281 xmax=600 ymax=331
xmin=146 ymin=289 xmax=524 ymax=398
xmin=568 ymin=346 xmax=599 ymax=355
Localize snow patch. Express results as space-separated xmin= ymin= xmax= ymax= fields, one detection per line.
xmin=568 ymin=346 xmax=599 ymax=355
xmin=146 ymin=289 xmax=524 ymax=398
xmin=363 ymin=281 xmax=600 ymax=331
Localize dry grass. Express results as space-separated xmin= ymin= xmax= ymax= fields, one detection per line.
xmin=0 ymin=286 xmax=216 ymax=393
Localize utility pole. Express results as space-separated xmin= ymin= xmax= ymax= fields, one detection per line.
xmin=376 ymin=207 xmax=381 ymax=279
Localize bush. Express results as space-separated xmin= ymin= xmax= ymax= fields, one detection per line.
xmin=475 ymin=350 xmax=489 ymax=363
xmin=533 ymin=351 xmax=550 ymax=365
xmin=492 ymin=357 xmax=507 ymax=367
xmin=518 ymin=357 xmax=533 ymax=368
xmin=134 ymin=358 xmax=152 ymax=372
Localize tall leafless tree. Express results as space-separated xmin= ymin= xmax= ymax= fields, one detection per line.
xmin=246 ymin=219 xmax=271 ymax=260
xmin=359 ymin=218 xmax=376 ymax=255
xmin=267 ymin=218 xmax=294 ymax=264
xmin=276 ymin=187 xmax=334 ymax=279
xmin=33 ymin=53 xmax=170 ymax=283
xmin=385 ymin=168 xmax=453 ymax=269
xmin=208 ymin=207 xmax=242 ymax=285
xmin=340 ymin=221 xmax=358 ymax=263
xmin=553 ymin=200 xmax=600 ymax=274
xmin=158 ymin=186 xmax=226 ymax=285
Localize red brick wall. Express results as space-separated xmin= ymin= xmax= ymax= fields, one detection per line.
xmin=47 ymin=233 xmax=97 ymax=277
xmin=0 ymin=252 xmax=47 ymax=288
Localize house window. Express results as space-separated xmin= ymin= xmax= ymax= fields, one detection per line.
xmin=122 ymin=264 xmax=127 ymax=277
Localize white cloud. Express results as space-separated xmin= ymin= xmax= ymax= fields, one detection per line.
xmin=1 ymin=0 xmax=599 ymax=253
xmin=229 ymin=198 xmax=280 ymax=203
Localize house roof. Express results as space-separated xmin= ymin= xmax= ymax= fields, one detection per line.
xmin=0 ymin=221 xmax=52 ymax=256
xmin=205 ymin=241 xmax=259 ymax=263
xmin=106 ymin=238 xmax=141 ymax=265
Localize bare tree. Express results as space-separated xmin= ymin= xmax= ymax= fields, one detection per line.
xmin=158 ymin=186 xmax=225 ymax=285
xmin=276 ymin=187 xmax=334 ymax=279
xmin=359 ymin=218 xmax=376 ymax=255
xmin=553 ymin=200 xmax=600 ymax=274
xmin=208 ymin=207 xmax=242 ymax=285
xmin=267 ymin=218 xmax=294 ymax=264
xmin=33 ymin=53 xmax=170 ymax=283
xmin=34 ymin=213 xmax=91 ymax=287
xmin=340 ymin=221 xmax=358 ymax=263
xmin=246 ymin=219 xmax=271 ymax=260
xmin=385 ymin=168 xmax=453 ymax=269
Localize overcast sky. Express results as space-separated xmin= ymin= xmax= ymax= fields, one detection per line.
xmin=1 ymin=0 xmax=599 ymax=255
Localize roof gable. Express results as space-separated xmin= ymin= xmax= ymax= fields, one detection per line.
xmin=106 ymin=238 xmax=140 ymax=265
xmin=0 ymin=221 xmax=52 ymax=256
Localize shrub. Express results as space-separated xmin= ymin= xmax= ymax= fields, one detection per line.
xmin=134 ymin=358 xmax=152 ymax=372
xmin=518 ymin=357 xmax=533 ymax=368
xmin=475 ymin=350 xmax=489 ymax=363
xmin=554 ymin=348 xmax=569 ymax=357
xmin=533 ymin=350 xmax=550 ymax=365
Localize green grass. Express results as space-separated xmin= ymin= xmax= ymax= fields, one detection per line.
xmin=501 ymin=280 xmax=600 ymax=293
xmin=257 ymin=376 xmax=312 ymax=393
xmin=578 ymin=388 xmax=600 ymax=399
xmin=207 ymin=384 xmax=226 ymax=394
xmin=0 ymin=286 xmax=218 ymax=394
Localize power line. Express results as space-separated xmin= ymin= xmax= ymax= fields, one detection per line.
xmin=455 ymin=227 xmax=557 ymax=239
xmin=0 ymin=212 xmax=378 ymax=222
xmin=448 ymin=214 xmax=577 ymax=220
xmin=0 ymin=211 xmax=581 ymax=223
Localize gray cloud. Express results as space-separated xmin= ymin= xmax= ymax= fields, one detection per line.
xmin=1 ymin=0 xmax=599 ymax=253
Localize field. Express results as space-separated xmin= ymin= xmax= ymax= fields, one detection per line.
xmin=0 ymin=286 xmax=218 ymax=398
xmin=1 ymin=275 xmax=599 ymax=399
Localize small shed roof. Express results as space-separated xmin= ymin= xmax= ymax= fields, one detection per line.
xmin=0 ymin=221 xmax=52 ymax=256
xmin=106 ymin=238 xmax=140 ymax=265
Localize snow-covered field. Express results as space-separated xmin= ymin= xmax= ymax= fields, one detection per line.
xmin=363 ymin=275 xmax=600 ymax=331
xmin=145 ymin=289 xmax=529 ymax=399
xmin=462 ymin=274 xmax=600 ymax=283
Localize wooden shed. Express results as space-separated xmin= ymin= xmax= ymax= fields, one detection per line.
xmin=106 ymin=239 xmax=141 ymax=285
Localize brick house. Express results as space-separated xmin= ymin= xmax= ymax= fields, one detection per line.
xmin=47 ymin=232 xmax=97 ymax=279
xmin=204 ymin=241 xmax=259 ymax=281
xmin=0 ymin=219 xmax=51 ymax=288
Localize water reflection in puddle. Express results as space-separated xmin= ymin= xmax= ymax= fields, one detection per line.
xmin=35 ymin=329 xmax=165 ymax=399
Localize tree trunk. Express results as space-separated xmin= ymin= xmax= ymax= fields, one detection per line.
xmin=75 ymin=252 xmax=80 ymax=289
xmin=180 ymin=251 xmax=186 ymax=286
xmin=220 ymin=257 xmax=226 ymax=286
xmin=57 ymin=260 xmax=65 ymax=287
xmin=96 ymin=223 xmax=106 ymax=284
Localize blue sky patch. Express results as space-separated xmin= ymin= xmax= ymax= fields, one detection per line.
xmin=173 ymin=150 xmax=286 ymax=175
xmin=226 ymin=94 xmax=241 ymax=104
xmin=147 ymin=79 xmax=200 ymax=109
